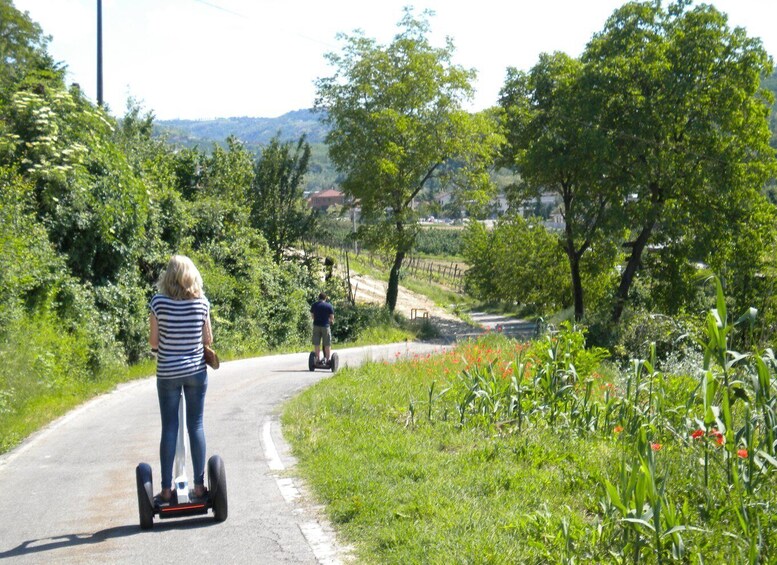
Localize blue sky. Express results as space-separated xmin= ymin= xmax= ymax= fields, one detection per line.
xmin=11 ymin=0 xmax=777 ymax=120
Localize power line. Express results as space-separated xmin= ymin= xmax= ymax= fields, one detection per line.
xmin=192 ymin=0 xmax=249 ymax=19
xmin=189 ymin=0 xmax=337 ymax=49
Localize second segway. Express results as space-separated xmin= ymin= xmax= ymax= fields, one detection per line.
xmin=308 ymin=351 xmax=339 ymax=373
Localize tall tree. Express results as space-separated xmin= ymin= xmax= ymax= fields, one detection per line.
xmin=315 ymin=8 xmax=502 ymax=311
xmin=251 ymin=134 xmax=313 ymax=262
xmin=583 ymin=0 xmax=776 ymax=323
xmin=499 ymin=52 xmax=620 ymax=321
xmin=184 ymin=135 xmax=255 ymax=248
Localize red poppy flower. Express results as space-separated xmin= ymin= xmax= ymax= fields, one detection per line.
xmin=710 ymin=429 xmax=725 ymax=446
xmin=614 ymin=425 xmax=624 ymax=433
xmin=738 ymin=449 xmax=748 ymax=458
xmin=691 ymin=429 xmax=704 ymax=440
xmin=651 ymin=443 xmax=662 ymax=451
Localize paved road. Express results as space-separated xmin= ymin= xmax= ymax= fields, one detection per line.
xmin=467 ymin=311 xmax=538 ymax=339
xmin=0 ymin=342 xmax=445 ymax=564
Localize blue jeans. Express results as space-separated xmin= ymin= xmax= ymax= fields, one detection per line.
xmin=157 ymin=370 xmax=208 ymax=490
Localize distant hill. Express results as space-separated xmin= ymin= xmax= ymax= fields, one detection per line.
xmin=154 ymin=109 xmax=340 ymax=192
xmin=155 ymin=108 xmax=329 ymax=148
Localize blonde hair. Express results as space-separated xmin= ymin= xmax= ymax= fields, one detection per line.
xmin=157 ymin=255 xmax=204 ymax=300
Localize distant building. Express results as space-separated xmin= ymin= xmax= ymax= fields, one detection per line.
xmin=435 ymin=192 xmax=454 ymax=206
xmin=545 ymin=210 xmax=566 ymax=231
xmin=308 ymin=188 xmax=345 ymax=211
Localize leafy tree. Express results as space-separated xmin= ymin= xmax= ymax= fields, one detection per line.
xmin=178 ymin=136 xmax=255 ymax=250
xmin=251 ymin=133 xmax=314 ymax=261
xmin=201 ymin=135 xmax=254 ymax=204
xmin=0 ymin=167 xmax=64 ymax=325
xmin=582 ymin=0 xmax=776 ymax=323
xmin=765 ymin=68 xmax=777 ymax=152
xmin=499 ymin=52 xmax=620 ymax=321
xmin=315 ymin=8 xmax=502 ymax=311
xmin=499 ymin=1 xmax=776 ymax=326
xmin=114 ymin=100 xmax=190 ymax=285
xmin=0 ymin=0 xmax=63 ymax=105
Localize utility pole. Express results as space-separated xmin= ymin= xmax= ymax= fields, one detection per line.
xmin=97 ymin=0 xmax=103 ymax=106
xmin=350 ymin=205 xmax=358 ymax=255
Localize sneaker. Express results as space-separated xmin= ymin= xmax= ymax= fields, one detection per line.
xmin=190 ymin=487 xmax=209 ymax=502
xmin=154 ymin=491 xmax=175 ymax=507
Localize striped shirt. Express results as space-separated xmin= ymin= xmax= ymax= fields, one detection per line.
xmin=150 ymin=294 xmax=210 ymax=379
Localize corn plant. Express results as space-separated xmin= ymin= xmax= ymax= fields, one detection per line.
xmin=602 ymin=429 xmax=698 ymax=563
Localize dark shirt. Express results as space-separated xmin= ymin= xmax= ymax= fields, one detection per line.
xmin=311 ymin=300 xmax=334 ymax=327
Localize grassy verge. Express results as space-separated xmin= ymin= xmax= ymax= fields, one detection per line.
xmin=282 ymin=338 xmax=615 ymax=562
xmin=283 ymin=328 xmax=777 ymax=562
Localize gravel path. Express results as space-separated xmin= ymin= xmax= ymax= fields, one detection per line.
xmin=347 ymin=273 xmax=537 ymax=342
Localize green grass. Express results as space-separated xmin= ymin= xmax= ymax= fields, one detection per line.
xmin=282 ymin=346 xmax=615 ymax=563
xmin=283 ymin=330 xmax=777 ymax=563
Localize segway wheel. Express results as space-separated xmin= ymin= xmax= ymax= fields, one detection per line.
xmin=136 ymin=463 xmax=155 ymax=530
xmin=330 ymin=352 xmax=339 ymax=373
xmin=208 ymin=455 xmax=228 ymax=522
xmin=308 ymin=351 xmax=316 ymax=372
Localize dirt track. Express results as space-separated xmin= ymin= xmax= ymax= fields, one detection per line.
xmin=347 ymin=273 xmax=460 ymax=322
xmin=346 ymin=272 xmax=538 ymax=342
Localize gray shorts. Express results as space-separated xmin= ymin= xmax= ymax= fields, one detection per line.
xmin=312 ymin=325 xmax=331 ymax=347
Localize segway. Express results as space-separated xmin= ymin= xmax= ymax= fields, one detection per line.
xmin=308 ymin=351 xmax=339 ymax=373
xmin=135 ymin=391 xmax=228 ymax=529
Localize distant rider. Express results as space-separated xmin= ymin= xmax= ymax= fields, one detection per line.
xmin=310 ymin=292 xmax=335 ymax=365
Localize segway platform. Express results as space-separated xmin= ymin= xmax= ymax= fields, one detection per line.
xmin=136 ymin=454 xmax=228 ymax=529
xmin=308 ymin=351 xmax=339 ymax=372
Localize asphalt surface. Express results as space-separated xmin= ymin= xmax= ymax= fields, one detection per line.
xmin=0 ymin=342 xmax=445 ymax=564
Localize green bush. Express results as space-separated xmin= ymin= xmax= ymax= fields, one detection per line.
xmin=613 ymin=308 xmax=702 ymax=362
xmin=462 ymin=215 xmax=570 ymax=314
xmin=331 ymin=303 xmax=396 ymax=343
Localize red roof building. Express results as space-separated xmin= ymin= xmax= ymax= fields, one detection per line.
xmin=308 ymin=189 xmax=345 ymax=211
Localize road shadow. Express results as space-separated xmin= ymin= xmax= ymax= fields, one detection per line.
xmin=0 ymin=517 xmax=217 ymax=559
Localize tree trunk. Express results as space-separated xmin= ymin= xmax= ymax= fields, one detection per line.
xmin=561 ymin=188 xmax=587 ymax=322
xmin=568 ymin=250 xmax=584 ymax=321
xmin=560 ymin=183 xmax=587 ymax=322
xmin=386 ymin=249 xmax=405 ymax=313
xmin=612 ymin=200 xmax=662 ymax=324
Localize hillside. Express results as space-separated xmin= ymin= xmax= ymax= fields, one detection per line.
xmin=155 ymin=108 xmax=328 ymax=147
xmin=155 ymin=109 xmax=340 ymax=192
